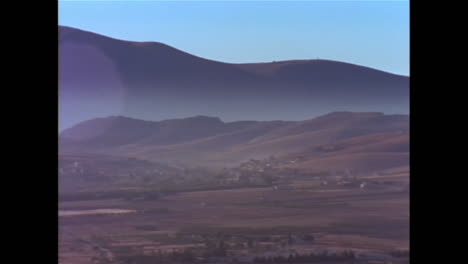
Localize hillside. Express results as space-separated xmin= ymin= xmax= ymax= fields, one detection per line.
xmin=60 ymin=112 xmax=409 ymax=169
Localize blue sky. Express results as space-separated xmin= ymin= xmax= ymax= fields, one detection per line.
xmin=59 ymin=0 xmax=409 ymax=75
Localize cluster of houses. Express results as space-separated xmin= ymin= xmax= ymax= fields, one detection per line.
xmin=58 ymin=156 xmax=188 ymax=189
xmin=59 ymin=154 xmax=406 ymax=194
xmin=217 ymin=157 xmax=399 ymax=192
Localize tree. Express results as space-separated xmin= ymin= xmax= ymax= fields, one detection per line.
xmin=262 ymin=174 xmax=275 ymax=185
xmin=287 ymin=232 xmax=294 ymax=246
xmin=303 ymin=234 xmax=315 ymax=242
xmin=247 ymin=237 xmax=254 ymax=248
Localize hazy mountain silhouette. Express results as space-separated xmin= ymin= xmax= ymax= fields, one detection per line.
xmin=60 ymin=112 xmax=408 ymax=168
xmin=59 ymin=26 xmax=409 ymax=131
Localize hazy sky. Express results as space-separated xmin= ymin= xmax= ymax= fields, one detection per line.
xmin=59 ymin=0 xmax=409 ymax=75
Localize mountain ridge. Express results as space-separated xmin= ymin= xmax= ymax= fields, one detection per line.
xmin=60 ymin=112 xmax=409 ymax=168
xmin=59 ymin=25 xmax=407 ymax=77
xmin=59 ymin=25 xmax=409 ymax=131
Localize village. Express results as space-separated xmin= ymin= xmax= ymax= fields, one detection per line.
xmin=60 ymin=155 xmax=406 ymax=201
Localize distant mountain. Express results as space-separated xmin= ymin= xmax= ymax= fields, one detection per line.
xmin=59 ymin=26 xmax=409 ymax=131
xmin=60 ymin=112 xmax=409 ymax=169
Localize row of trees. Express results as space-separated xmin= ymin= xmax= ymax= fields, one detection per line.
xmin=116 ymin=250 xmax=358 ymax=264
xmin=253 ymin=251 xmax=357 ymax=263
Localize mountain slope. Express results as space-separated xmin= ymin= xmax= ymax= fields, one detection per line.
xmin=60 ymin=112 xmax=409 ymax=167
xmin=276 ymin=132 xmax=409 ymax=173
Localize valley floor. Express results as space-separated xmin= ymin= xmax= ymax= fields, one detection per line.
xmin=59 ymin=169 xmax=409 ymax=264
